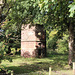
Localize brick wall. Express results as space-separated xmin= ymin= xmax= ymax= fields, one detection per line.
xmin=21 ymin=24 xmax=46 ymax=57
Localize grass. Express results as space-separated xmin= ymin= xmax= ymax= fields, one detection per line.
xmin=0 ymin=54 xmax=73 ymax=75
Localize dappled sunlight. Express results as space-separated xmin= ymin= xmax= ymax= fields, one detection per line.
xmin=0 ymin=54 xmax=72 ymax=75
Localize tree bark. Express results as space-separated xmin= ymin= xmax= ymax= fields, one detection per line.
xmin=0 ymin=6 xmax=1 ymax=23
xmin=0 ymin=0 xmax=3 ymax=23
xmin=68 ymin=23 xmax=74 ymax=65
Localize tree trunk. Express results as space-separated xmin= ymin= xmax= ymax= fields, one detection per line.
xmin=0 ymin=6 xmax=1 ymax=23
xmin=0 ymin=0 xmax=2 ymax=23
xmin=68 ymin=24 xmax=74 ymax=65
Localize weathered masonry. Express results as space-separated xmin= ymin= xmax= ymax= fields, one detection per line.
xmin=21 ymin=24 xmax=46 ymax=57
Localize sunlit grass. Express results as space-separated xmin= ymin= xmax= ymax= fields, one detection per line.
xmin=0 ymin=54 xmax=73 ymax=75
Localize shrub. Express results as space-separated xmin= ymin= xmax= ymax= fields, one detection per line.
xmin=56 ymin=34 xmax=69 ymax=54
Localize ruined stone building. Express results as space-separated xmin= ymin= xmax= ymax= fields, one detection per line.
xmin=21 ymin=24 xmax=46 ymax=57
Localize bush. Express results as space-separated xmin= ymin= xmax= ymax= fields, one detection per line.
xmin=56 ymin=34 xmax=69 ymax=54
xmin=46 ymin=29 xmax=58 ymax=50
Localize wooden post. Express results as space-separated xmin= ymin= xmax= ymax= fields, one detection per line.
xmin=49 ymin=67 xmax=51 ymax=75
xmin=73 ymin=62 xmax=75 ymax=75
xmin=11 ymin=70 xmax=13 ymax=75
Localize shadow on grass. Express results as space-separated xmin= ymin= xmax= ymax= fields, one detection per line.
xmin=3 ymin=54 xmax=69 ymax=74
xmin=6 ymin=63 xmax=49 ymax=74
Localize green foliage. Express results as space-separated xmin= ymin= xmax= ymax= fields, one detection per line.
xmin=47 ymin=29 xmax=58 ymax=50
xmin=11 ymin=48 xmax=16 ymax=55
xmin=0 ymin=41 xmax=13 ymax=63
xmin=38 ymin=0 xmax=74 ymax=30
xmin=47 ymin=37 xmax=57 ymax=49
xmin=38 ymin=0 xmax=74 ymax=60
xmin=7 ymin=70 xmax=11 ymax=74
xmin=46 ymin=27 xmax=69 ymax=54
xmin=56 ymin=34 xmax=69 ymax=54
xmin=68 ymin=2 xmax=75 ymax=17
xmin=0 ymin=41 xmax=7 ymax=59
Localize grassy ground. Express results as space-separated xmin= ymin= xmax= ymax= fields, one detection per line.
xmin=0 ymin=54 xmax=73 ymax=75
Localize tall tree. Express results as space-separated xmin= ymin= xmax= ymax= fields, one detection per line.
xmin=0 ymin=0 xmax=21 ymax=58
xmin=38 ymin=0 xmax=75 ymax=65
